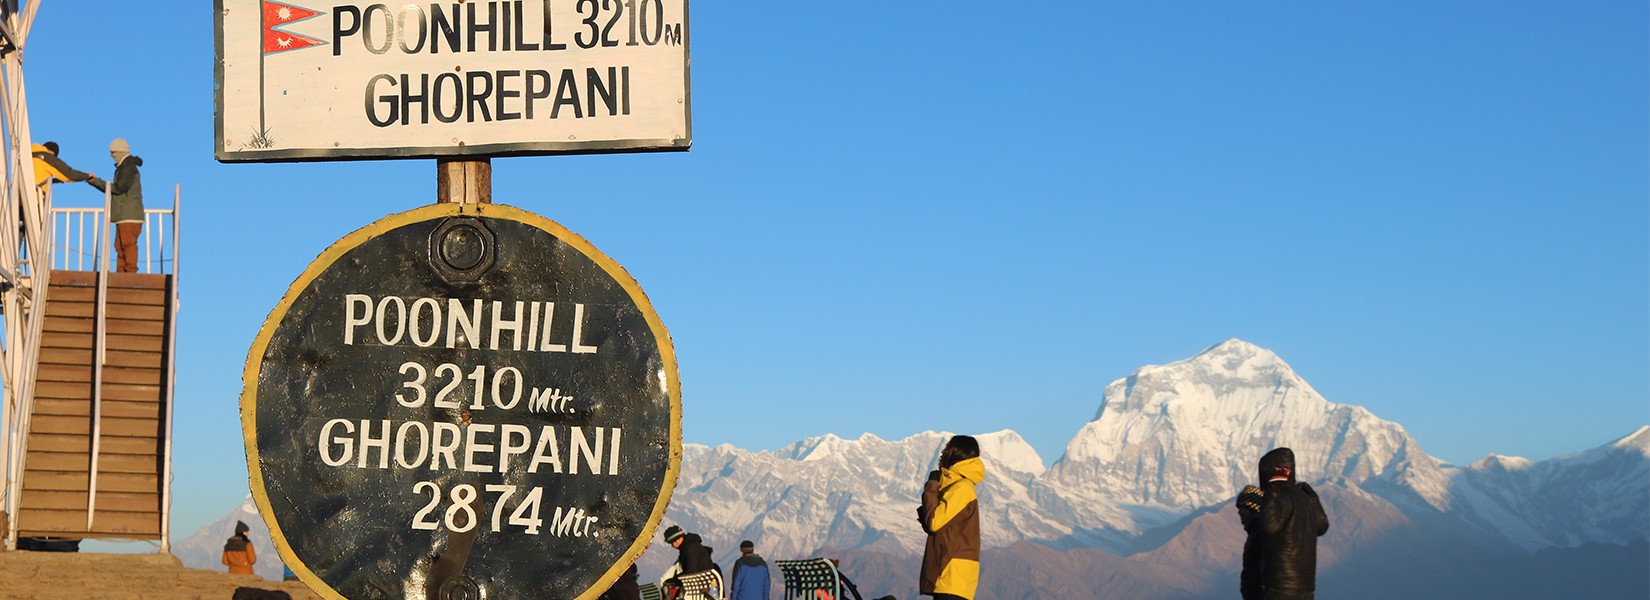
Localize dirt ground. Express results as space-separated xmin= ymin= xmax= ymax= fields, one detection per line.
xmin=0 ymin=551 xmax=323 ymax=600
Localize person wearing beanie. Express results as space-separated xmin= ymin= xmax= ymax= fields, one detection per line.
xmin=222 ymin=520 xmax=258 ymax=575
xmin=1251 ymin=447 xmax=1330 ymax=600
xmin=657 ymin=524 xmax=715 ymax=590
xmin=729 ymin=540 xmax=769 ymax=600
xmin=919 ymin=435 xmax=984 ymax=600
xmin=86 ymin=137 xmax=144 ymax=273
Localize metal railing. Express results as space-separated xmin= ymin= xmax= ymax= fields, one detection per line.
xmin=50 ymin=203 xmax=177 ymax=274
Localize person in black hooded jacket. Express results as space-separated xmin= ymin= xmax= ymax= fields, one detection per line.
xmin=1253 ymin=447 xmax=1330 ymax=600
xmin=662 ymin=525 xmax=714 ymax=575
xmin=658 ymin=525 xmax=718 ymax=599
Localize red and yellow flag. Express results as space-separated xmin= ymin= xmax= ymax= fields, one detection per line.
xmin=262 ymin=1 xmax=326 ymax=55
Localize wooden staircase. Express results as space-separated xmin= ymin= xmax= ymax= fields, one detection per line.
xmin=15 ymin=269 xmax=172 ymax=539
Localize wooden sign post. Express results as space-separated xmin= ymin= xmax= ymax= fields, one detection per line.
xmin=216 ymin=1 xmax=694 ymax=597
xmin=437 ymin=159 xmax=492 ymax=205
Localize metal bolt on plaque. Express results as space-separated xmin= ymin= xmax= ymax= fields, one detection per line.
xmin=242 ymin=203 xmax=680 ymax=600
xmin=429 ymin=217 xmax=496 ymax=284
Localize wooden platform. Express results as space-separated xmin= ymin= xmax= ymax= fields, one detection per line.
xmin=15 ymin=270 xmax=172 ymax=539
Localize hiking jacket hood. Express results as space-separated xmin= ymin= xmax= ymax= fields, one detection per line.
xmin=1258 ymin=447 xmax=1297 ymax=485
xmin=920 ymin=456 xmax=984 ymax=599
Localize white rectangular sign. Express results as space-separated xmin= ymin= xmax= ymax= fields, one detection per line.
xmin=215 ymin=0 xmax=690 ymax=161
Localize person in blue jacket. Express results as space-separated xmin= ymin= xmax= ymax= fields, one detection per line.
xmin=729 ymin=540 xmax=769 ymax=600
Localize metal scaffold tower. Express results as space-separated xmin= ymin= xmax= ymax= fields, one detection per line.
xmin=0 ymin=0 xmax=181 ymax=552
xmin=0 ymin=0 xmax=56 ymax=550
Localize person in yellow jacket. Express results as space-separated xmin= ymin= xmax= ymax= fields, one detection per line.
xmin=21 ymin=142 xmax=93 ymax=244
xmin=32 ymin=141 xmax=94 ymax=189
xmin=918 ymin=435 xmax=983 ymax=600
xmin=222 ymin=520 xmax=257 ymax=575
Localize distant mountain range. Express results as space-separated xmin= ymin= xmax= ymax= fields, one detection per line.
xmin=182 ymin=339 xmax=1650 ymax=599
xmin=638 ymin=339 xmax=1648 ymax=598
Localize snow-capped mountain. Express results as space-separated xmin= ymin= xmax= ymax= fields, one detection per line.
xmin=1446 ymin=425 xmax=1650 ymax=550
xmin=1041 ymin=339 xmax=1452 ymax=535
xmin=663 ymin=429 xmax=1056 ymax=563
xmin=645 ymin=339 xmax=1644 ymax=563
xmin=193 ymin=339 xmax=1648 ymax=597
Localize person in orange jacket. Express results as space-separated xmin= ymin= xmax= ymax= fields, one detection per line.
xmin=223 ymin=520 xmax=257 ymax=575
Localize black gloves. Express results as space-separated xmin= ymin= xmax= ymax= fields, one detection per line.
xmin=1297 ymin=481 xmax=1318 ymax=500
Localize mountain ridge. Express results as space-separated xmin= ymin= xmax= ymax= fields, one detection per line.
xmin=183 ymin=339 xmax=1649 ymax=599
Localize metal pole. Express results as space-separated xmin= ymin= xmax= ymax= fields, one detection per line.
xmin=87 ymin=179 xmax=110 ymax=530
xmin=0 ymin=30 xmax=21 ymax=549
xmin=0 ymin=22 xmax=46 ymax=549
xmin=159 ymin=185 xmax=179 ymax=553
xmin=143 ymin=211 xmax=153 ymax=274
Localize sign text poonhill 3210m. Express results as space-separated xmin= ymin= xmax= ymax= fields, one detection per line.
xmin=215 ymin=0 xmax=691 ymax=161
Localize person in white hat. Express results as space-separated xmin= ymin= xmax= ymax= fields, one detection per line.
xmin=86 ymin=138 xmax=143 ymax=272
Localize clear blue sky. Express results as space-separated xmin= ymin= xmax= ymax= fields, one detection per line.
xmin=13 ymin=1 xmax=1646 ymax=541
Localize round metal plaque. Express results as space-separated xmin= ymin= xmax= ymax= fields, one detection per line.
xmin=241 ymin=203 xmax=680 ymax=600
